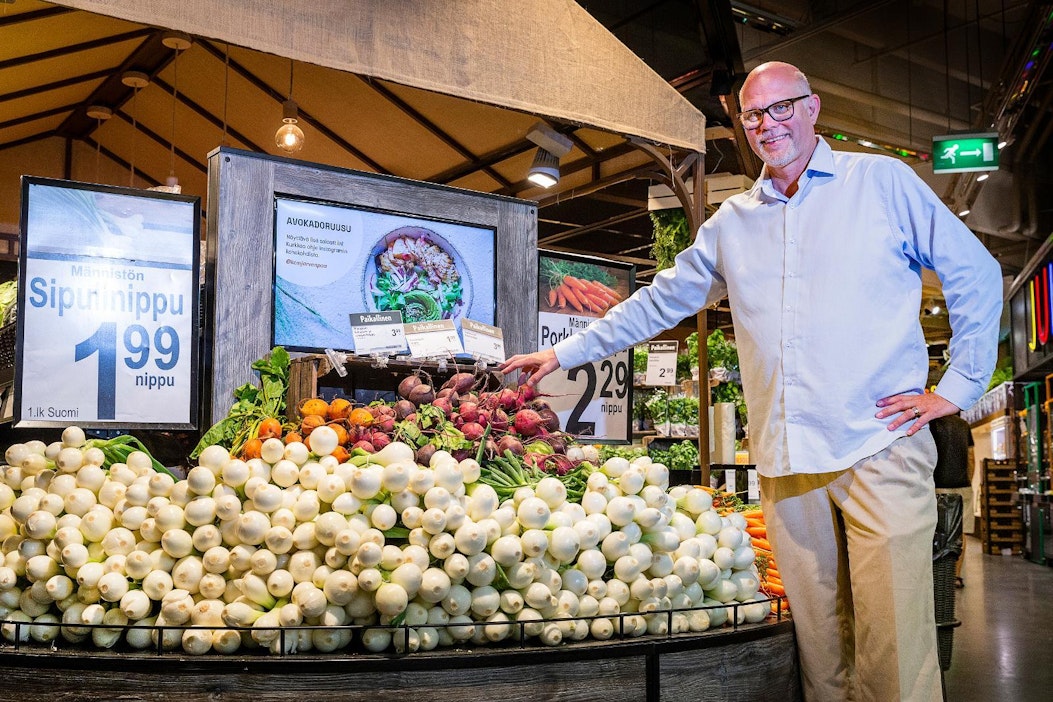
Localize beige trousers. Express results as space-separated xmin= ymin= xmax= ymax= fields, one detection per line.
xmin=760 ymin=429 xmax=942 ymax=702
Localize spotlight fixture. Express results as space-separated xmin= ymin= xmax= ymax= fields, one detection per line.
xmin=977 ymin=173 xmax=989 ymax=182
xmin=275 ymin=59 xmax=304 ymax=154
xmin=958 ymin=209 xmax=970 ymax=217
xmin=525 ymin=122 xmax=573 ymax=188
xmin=527 ymin=149 xmax=560 ymax=188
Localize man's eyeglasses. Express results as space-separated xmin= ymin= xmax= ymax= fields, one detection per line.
xmin=737 ymin=95 xmax=811 ymax=129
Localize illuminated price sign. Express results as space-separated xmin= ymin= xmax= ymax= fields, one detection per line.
xmin=349 ymin=311 xmax=407 ymax=356
xmin=536 ymin=250 xmax=635 ymax=442
xmin=404 ymin=319 xmax=464 ymax=358
xmin=644 ymin=340 xmax=678 ymax=386
xmin=460 ymin=318 xmax=505 ymax=364
xmin=15 ymin=178 xmax=200 ymax=429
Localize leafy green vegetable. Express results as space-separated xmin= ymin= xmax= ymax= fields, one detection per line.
xmin=649 ymin=208 xmax=691 ymax=272
xmin=648 ymin=440 xmax=699 ymax=472
xmin=0 ymin=280 xmax=16 ymax=325
xmin=539 ymin=258 xmax=616 ymax=290
xmin=85 ymin=434 xmax=176 ymax=479
xmin=190 ymin=347 xmax=291 ymax=458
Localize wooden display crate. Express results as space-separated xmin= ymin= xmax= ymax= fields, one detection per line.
xmin=980 ymin=458 xmax=1024 ymax=555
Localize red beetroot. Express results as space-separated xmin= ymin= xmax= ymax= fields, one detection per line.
xmin=432 ymin=396 xmax=453 ymax=416
xmin=490 ymin=409 xmax=510 ymax=432
xmin=476 ymin=408 xmax=491 ymax=428
xmin=513 ymin=408 xmax=544 ymax=437
xmin=370 ymin=432 xmax=391 ymax=450
xmin=458 ymin=402 xmax=480 ymax=424
xmin=374 ymin=416 xmax=396 ymax=434
xmin=497 ymin=435 xmax=524 ymax=456
xmin=393 ymin=400 xmax=416 ymax=420
xmin=416 ymin=444 xmax=437 ymax=465
xmin=461 ymin=422 xmax=485 ymax=441
xmin=397 ymin=375 xmax=423 ymax=401
xmin=352 ymin=440 xmax=375 ymax=453
xmin=408 ymin=384 xmax=435 ymax=406
xmin=441 ymin=372 xmax=477 ymax=395
xmin=537 ymin=407 xmax=561 ymax=433
xmin=518 ymin=384 xmax=538 ymax=404
xmin=496 ymin=387 xmax=520 ymax=412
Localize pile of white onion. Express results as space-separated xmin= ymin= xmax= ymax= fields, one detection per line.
xmin=0 ymin=425 xmax=770 ymax=655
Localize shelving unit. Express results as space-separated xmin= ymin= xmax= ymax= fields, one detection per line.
xmin=980 ymin=458 xmax=1024 ymax=555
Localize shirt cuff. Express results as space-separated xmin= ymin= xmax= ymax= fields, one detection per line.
xmin=935 ymin=367 xmax=985 ymax=412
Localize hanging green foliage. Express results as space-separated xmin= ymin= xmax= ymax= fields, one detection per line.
xmin=650 ymin=208 xmax=691 ymax=271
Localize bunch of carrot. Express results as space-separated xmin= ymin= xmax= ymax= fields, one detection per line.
xmin=741 ymin=508 xmax=788 ymax=609
xmin=548 ymin=275 xmax=623 ymax=314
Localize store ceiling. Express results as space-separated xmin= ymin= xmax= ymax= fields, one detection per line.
xmin=0 ymin=0 xmax=1046 ymax=365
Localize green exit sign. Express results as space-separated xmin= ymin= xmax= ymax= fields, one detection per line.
xmin=932 ymin=132 xmax=1000 ymax=174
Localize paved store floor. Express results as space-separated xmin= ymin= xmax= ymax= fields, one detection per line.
xmin=942 ymin=535 xmax=1053 ymax=701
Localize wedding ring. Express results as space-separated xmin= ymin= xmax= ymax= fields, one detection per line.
xmin=911 ymin=407 xmax=921 ymax=419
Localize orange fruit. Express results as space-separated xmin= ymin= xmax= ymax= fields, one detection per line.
xmin=300 ymin=414 xmax=326 ymax=436
xmin=299 ymin=398 xmax=329 ymax=419
xmin=348 ymin=408 xmax=374 ymax=427
xmin=240 ymin=438 xmax=263 ymax=460
xmin=328 ymin=422 xmax=350 ymax=446
xmin=258 ymin=417 xmax=283 ymax=440
xmin=327 ymin=398 xmax=352 ymax=421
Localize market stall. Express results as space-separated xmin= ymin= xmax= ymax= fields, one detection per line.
xmin=0 ymin=2 xmax=800 ymax=698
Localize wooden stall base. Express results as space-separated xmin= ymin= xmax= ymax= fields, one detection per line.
xmin=0 ymin=621 xmax=799 ymax=702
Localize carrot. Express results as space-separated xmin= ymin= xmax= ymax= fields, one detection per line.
xmin=765 ymin=574 xmax=783 ymax=586
xmin=752 ymin=537 xmax=773 ymax=552
xmin=745 ymin=525 xmax=767 ymax=538
xmin=766 ymin=568 xmax=780 ymax=580
xmin=562 ymin=276 xmax=591 ymax=294
xmin=583 ymin=279 xmax=619 ymax=301
xmin=556 ymin=289 xmax=567 ymax=309
xmin=548 ymin=288 xmax=557 ymax=307
xmin=561 ymin=284 xmax=585 ymax=312
xmin=763 ymin=582 xmax=786 ymax=597
xmin=740 ymin=510 xmax=765 ymax=520
xmin=581 ymin=292 xmax=609 ymax=312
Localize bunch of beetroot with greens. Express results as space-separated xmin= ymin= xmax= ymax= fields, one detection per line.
xmin=379 ymin=369 xmax=579 ymax=473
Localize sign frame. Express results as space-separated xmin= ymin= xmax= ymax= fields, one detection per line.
xmin=271 ymin=194 xmax=496 ymax=355
xmin=14 ymin=177 xmax=201 ymax=430
xmin=536 ymin=249 xmax=635 ymax=444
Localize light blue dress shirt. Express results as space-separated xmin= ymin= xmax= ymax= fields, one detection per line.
xmin=554 ymin=138 xmax=1002 ymax=477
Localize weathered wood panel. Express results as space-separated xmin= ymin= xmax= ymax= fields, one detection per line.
xmin=205 ymin=147 xmax=538 ymax=425
xmin=660 ymin=625 xmax=801 ymax=702
xmin=0 ymin=622 xmax=799 ymax=702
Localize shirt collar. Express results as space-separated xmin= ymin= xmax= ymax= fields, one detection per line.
xmin=754 ymin=136 xmax=833 ymax=201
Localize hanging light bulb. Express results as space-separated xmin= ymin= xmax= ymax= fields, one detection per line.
xmin=276 ymin=99 xmax=305 ymax=154
xmin=275 ymin=59 xmax=304 ymax=154
xmin=121 ymin=70 xmax=149 ymax=187
xmin=86 ymin=105 xmax=112 ymax=183
xmin=160 ymin=31 xmax=191 ymax=192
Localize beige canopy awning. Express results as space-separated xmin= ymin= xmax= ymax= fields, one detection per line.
xmin=50 ymin=0 xmax=707 ymax=153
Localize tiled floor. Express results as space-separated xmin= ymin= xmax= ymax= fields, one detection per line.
xmin=942 ymin=535 xmax=1053 ymax=701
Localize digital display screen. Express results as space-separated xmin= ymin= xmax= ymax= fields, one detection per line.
xmin=272 ymin=196 xmax=496 ymax=353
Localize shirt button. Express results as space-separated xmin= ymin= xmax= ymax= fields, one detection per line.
xmin=785 ymin=305 xmax=792 ymax=311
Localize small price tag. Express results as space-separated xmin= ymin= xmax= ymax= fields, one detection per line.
xmin=747 ymin=468 xmax=760 ymax=502
xmin=349 ymin=311 xmax=407 ymax=356
xmin=645 ymin=340 xmax=678 ymax=386
xmin=461 ymin=318 xmax=505 ymax=364
xmin=404 ymin=319 xmax=464 ymax=358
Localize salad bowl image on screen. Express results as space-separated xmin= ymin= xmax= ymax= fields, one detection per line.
xmin=364 ymin=226 xmax=473 ymax=323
